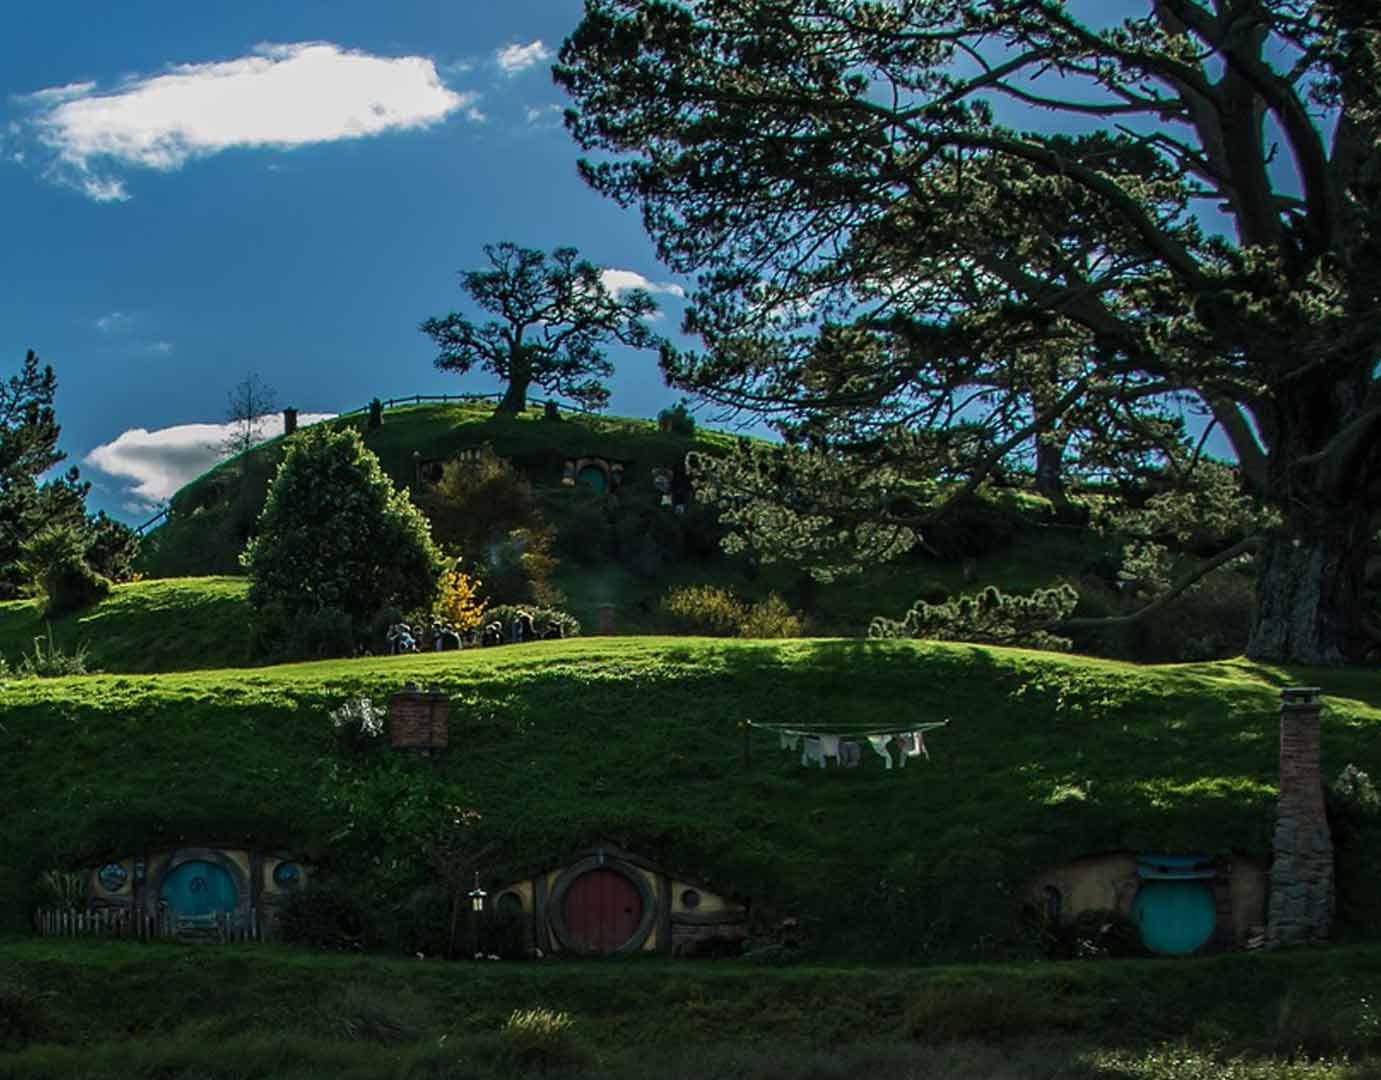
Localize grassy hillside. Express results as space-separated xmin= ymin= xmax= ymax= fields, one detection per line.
xmin=133 ymin=401 xmax=1145 ymax=648
xmin=0 ymin=577 xmax=251 ymax=674
xmin=3 ymin=638 xmax=1378 ymax=959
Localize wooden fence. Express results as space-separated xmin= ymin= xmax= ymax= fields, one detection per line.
xmin=34 ymin=906 xmax=270 ymax=944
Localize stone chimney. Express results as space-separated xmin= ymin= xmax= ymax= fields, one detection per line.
xmin=1266 ymin=687 xmax=1333 ymax=947
xmin=283 ymin=408 xmax=298 ymax=435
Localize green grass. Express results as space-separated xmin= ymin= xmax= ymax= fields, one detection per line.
xmin=2 ymin=939 xmax=1380 ymax=1077
xmin=3 ymin=638 xmax=1379 ymax=958
xmin=0 ymin=577 xmax=251 ymax=674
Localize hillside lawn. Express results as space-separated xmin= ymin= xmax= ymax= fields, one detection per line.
xmin=2 ymin=938 xmax=1381 ymax=1077
xmin=2 ymin=637 xmax=1379 ymax=961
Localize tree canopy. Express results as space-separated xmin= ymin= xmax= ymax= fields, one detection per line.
xmin=557 ymin=0 xmax=1381 ymax=665
xmin=421 ymin=242 xmax=665 ymax=414
xmin=241 ymin=426 xmax=445 ymax=653
xmin=0 ymin=350 xmax=136 ymax=601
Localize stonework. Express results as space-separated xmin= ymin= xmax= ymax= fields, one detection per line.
xmin=1266 ymin=687 xmax=1334 ymax=947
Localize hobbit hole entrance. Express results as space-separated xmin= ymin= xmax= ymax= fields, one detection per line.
xmin=160 ymin=860 xmax=239 ymax=920
xmin=561 ymin=868 xmax=643 ymax=953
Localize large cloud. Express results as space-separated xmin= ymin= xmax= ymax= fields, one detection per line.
xmin=84 ymin=412 xmax=335 ymax=510
xmin=599 ymin=269 xmax=685 ymax=299
xmin=20 ymin=43 xmax=475 ymax=201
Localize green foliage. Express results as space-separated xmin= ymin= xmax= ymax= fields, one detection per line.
xmin=1058 ymin=909 xmax=1145 ymax=960
xmin=276 ymin=883 xmax=373 ymax=951
xmin=484 ymin=603 xmax=580 ymax=639
xmin=314 ymin=983 xmax=425 ymax=1045
xmin=421 ymin=242 xmax=664 ymax=413
xmin=870 ymin=584 xmax=1079 ymax=651
xmin=33 ymin=869 xmax=86 ymax=909
xmin=495 ymin=1007 xmax=595 ymax=1075
xmin=251 ymin=602 xmax=355 ymax=662
xmin=241 ymin=426 xmax=445 ymax=658
xmin=425 ymin=445 xmax=541 ymax=564
xmin=19 ymin=524 xmax=112 ymax=617
xmin=329 ymin=697 xmax=387 ymax=754
xmin=657 ymin=398 xmax=696 ymax=436
xmin=738 ymin=593 xmax=806 ymax=638
xmin=660 ymin=584 xmax=745 ymax=636
xmin=16 ymin=627 xmax=92 ymax=677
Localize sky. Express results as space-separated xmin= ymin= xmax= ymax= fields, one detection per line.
xmin=0 ymin=1 xmax=692 ymax=521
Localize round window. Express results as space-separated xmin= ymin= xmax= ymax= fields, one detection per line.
xmin=680 ymin=888 xmax=701 ymax=910
xmin=98 ymin=862 xmax=129 ymax=893
xmin=272 ymin=862 xmax=302 ymax=889
xmin=496 ymin=891 xmax=523 ymax=913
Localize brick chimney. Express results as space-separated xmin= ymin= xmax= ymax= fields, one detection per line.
xmin=1266 ymin=687 xmax=1333 ymax=947
xmin=283 ymin=407 xmax=298 ymax=436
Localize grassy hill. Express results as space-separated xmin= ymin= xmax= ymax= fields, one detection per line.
xmin=131 ymin=400 xmax=1153 ymax=650
xmin=3 ymin=638 xmax=1378 ymax=961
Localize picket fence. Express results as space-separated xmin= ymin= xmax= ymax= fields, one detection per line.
xmin=34 ymin=906 xmax=270 ymax=944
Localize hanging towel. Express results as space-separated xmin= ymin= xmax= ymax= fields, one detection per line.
xmin=819 ymin=734 xmax=841 ymax=763
xmin=839 ymin=740 xmax=862 ymax=768
xmin=908 ymin=730 xmax=930 ymax=761
xmin=866 ymin=735 xmax=893 ymax=769
xmin=779 ymin=731 xmax=801 ymax=752
xmin=894 ymin=732 xmax=912 ymax=768
xmin=801 ymin=735 xmax=825 ymax=768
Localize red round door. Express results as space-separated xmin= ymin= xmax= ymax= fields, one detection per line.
xmin=561 ymin=869 xmax=643 ymax=953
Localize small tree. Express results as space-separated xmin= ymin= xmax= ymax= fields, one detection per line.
xmin=219 ymin=372 xmax=278 ymax=458
xmin=420 ymin=242 xmax=665 ymax=414
xmin=241 ymin=426 xmax=445 ymax=654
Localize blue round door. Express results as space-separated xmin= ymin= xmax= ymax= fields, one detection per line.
xmin=160 ymin=860 xmax=238 ymax=918
xmin=1132 ymin=880 xmax=1216 ymax=956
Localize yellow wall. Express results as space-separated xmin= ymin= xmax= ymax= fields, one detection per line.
xmin=1024 ymin=853 xmax=1141 ymax=917
xmin=1227 ymin=855 xmax=1268 ymax=940
xmin=494 ymin=879 xmax=534 ymax=913
xmin=89 ymin=857 xmax=134 ymax=899
xmin=669 ymin=879 xmax=744 ymax=917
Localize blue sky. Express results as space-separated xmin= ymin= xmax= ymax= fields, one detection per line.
xmin=1 ymin=1 xmax=691 ymax=519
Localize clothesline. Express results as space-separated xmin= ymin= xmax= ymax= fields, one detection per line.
xmin=746 ymin=719 xmax=951 ymax=738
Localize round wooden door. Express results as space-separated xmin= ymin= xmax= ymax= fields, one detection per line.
xmin=561 ymin=869 xmax=643 ymax=953
xmin=160 ymin=860 xmax=238 ymax=918
xmin=1132 ymin=880 xmax=1216 ymax=956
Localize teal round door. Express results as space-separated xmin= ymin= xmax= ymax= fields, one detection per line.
xmin=1132 ymin=880 xmax=1216 ymax=956
xmin=160 ymin=860 xmax=239 ymax=918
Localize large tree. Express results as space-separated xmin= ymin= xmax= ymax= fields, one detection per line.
xmin=0 ymin=350 xmax=136 ymax=600
xmin=421 ymin=242 xmax=665 ymax=414
xmin=557 ymin=0 xmax=1381 ymax=665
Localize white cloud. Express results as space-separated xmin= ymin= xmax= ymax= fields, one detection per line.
xmin=147 ymin=340 xmax=173 ymax=354
xmin=83 ymin=411 xmax=335 ymax=508
xmin=495 ymin=41 xmax=552 ymax=75
xmin=524 ymin=104 xmax=562 ymax=127
xmin=96 ymin=311 xmax=132 ymax=333
xmin=20 ymin=43 xmax=475 ymax=200
xmin=600 ymin=269 xmax=686 ymax=299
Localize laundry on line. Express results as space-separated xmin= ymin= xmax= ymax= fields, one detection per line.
xmin=749 ymin=719 xmax=949 ymax=768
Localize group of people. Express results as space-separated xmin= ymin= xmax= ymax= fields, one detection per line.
xmin=383 ymin=612 xmax=564 ymax=656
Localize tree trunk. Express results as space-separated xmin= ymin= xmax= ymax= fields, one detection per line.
xmin=495 ymin=376 xmax=530 ymax=415
xmin=1246 ymin=500 xmax=1373 ymax=666
xmin=1033 ymin=432 xmax=1066 ymax=498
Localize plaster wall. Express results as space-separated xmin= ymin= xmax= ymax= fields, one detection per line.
xmin=1025 ymin=853 xmax=1140 ymax=917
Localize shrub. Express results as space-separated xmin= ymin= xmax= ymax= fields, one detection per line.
xmin=316 ymin=982 xmax=424 ymax=1045
xmin=241 ymin=426 xmax=445 ymax=659
xmin=434 ymin=567 xmax=487 ymax=632
xmin=485 ymin=604 xmax=580 ymax=640
xmin=330 ymin=697 xmax=386 ymax=754
xmin=17 ymin=629 xmax=92 ymax=677
xmin=276 ymin=883 xmax=372 ymax=951
xmin=34 ymin=868 xmax=86 ymax=909
xmin=252 ymin=603 xmax=355 ymax=662
xmin=869 ymin=584 xmax=1078 ymax=651
xmin=1059 ymin=908 xmax=1144 ymax=959
xmin=657 ymin=399 xmax=696 ymax=435
xmin=494 ymin=1008 xmax=594 ymax=1075
xmin=738 ymin=593 xmax=805 ymax=638
xmin=661 ymin=584 xmax=746 ymax=636
xmin=19 ymin=523 xmax=111 ymax=616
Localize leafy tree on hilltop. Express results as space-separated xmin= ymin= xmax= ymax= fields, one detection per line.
xmin=421 ymin=242 xmax=665 ymax=414
xmin=558 ymin=1 xmax=1381 ymax=665
xmin=241 ymin=426 xmax=446 ymax=655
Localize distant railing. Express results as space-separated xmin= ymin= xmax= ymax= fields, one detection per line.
xmin=136 ymin=392 xmax=599 ymax=535
xmin=34 ymin=906 xmax=270 ymax=944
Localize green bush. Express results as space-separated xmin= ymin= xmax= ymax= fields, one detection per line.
xmin=17 ymin=629 xmax=92 ymax=677
xmin=657 ymin=399 xmax=696 ymax=435
xmin=275 ymin=883 xmax=373 ymax=951
xmin=241 ymin=426 xmax=445 ymax=660
xmin=738 ymin=593 xmax=805 ymax=638
xmin=660 ymin=584 xmax=746 ymax=636
xmin=1059 ymin=908 xmax=1144 ymax=959
xmin=315 ymin=982 xmax=424 ymax=1045
xmin=252 ymin=602 xmax=356 ymax=662
xmin=494 ymin=1007 xmax=595 ymax=1075
xmin=19 ymin=523 xmax=111 ymax=617
xmin=485 ymin=604 xmax=581 ymax=640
